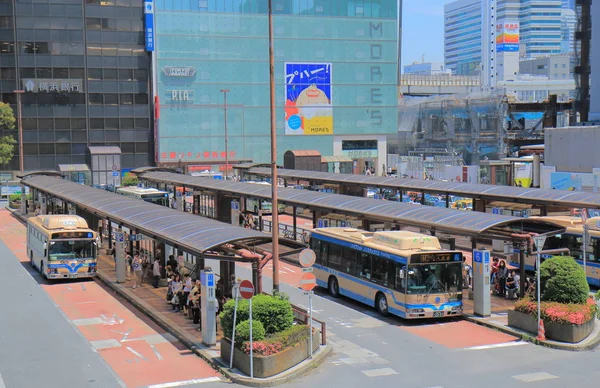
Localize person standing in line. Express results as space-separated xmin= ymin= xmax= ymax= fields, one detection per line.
xmin=181 ymin=274 xmax=193 ymax=316
xmin=132 ymin=254 xmax=143 ymax=289
xmin=125 ymin=253 xmax=133 ymax=281
xmin=152 ymin=257 xmax=161 ymax=288
xmin=497 ymin=260 xmax=509 ymax=298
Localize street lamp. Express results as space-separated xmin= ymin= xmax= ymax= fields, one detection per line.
xmin=220 ymin=89 xmax=230 ymax=180
xmin=13 ymin=90 xmax=24 ymax=175
xmin=268 ymin=0 xmax=280 ymax=292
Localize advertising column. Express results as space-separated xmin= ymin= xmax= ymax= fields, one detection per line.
xmin=473 ymin=249 xmax=491 ymax=317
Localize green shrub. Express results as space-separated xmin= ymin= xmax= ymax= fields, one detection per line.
xmin=8 ymin=194 xmax=20 ymax=202
xmin=539 ymin=256 xmax=589 ymax=304
xmin=121 ymin=176 xmax=139 ymax=187
xmin=234 ymin=320 xmax=265 ymax=345
xmin=220 ymin=294 xmax=294 ymax=339
xmin=269 ymin=324 xmax=310 ymax=348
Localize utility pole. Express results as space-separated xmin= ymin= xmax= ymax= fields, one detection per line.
xmin=14 ymin=89 xmax=24 ymax=175
xmin=268 ymin=0 xmax=280 ymax=292
xmin=220 ymin=89 xmax=230 ymax=179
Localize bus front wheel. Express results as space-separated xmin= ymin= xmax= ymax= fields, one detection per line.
xmin=376 ymin=293 xmax=389 ymax=316
xmin=328 ymin=276 xmax=339 ymax=298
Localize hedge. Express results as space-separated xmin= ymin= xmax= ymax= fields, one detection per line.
xmin=539 ymin=256 xmax=589 ymax=304
xmin=234 ymin=320 xmax=265 ymax=345
xmin=220 ymin=294 xmax=294 ymax=340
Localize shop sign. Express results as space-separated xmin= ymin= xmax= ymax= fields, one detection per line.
xmin=23 ymin=79 xmax=83 ymax=93
xmin=162 ymin=66 xmax=196 ymax=77
xmin=340 ymin=149 xmax=378 ymax=159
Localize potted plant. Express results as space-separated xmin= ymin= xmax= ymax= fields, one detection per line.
xmin=508 ymin=256 xmax=598 ymax=343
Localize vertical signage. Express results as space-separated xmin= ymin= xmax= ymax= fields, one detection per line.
xmin=144 ymin=0 xmax=154 ymax=52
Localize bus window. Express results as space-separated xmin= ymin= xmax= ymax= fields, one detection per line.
xmin=328 ymin=244 xmax=342 ymax=270
xmin=371 ymin=256 xmax=389 ymax=287
xmin=394 ymin=264 xmax=407 ymax=293
xmin=357 ymin=252 xmax=371 ymax=280
xmin=310 ymin=239 xmax=321 ymax=264
xmin=341 ymin=247 xmax=357 ymax=275
xmin=319 ymin=241 xmax=329 ymax=267
xmin=593 ymin=239 xmax=600 ymax=262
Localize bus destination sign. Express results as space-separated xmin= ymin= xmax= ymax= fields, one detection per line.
xmin=411 ymin=252 xmax=462 ymax=264
xmin=52 ymin=232 xmax=94 ymax=239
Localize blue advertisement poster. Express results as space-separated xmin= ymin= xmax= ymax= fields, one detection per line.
xmin=284 ymin=62 xmax=332 ymax=135
xmin=550 ymin=172 xmax=583 ymax=191
xmin=144 ymin=1 xmax=154 ymax=52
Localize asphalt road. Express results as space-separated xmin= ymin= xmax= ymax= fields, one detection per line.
xmin=195 ymin=260 xmax=600 ymax=388
xmin=0 ymin=238 xmax=123 ymax=388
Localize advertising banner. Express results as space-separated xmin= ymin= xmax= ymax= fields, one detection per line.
xmin=144 ymin=0 xmax=154 ymax=52
xmin=496 ymin=21 xmax=519 ymax=52
xmin=285 ymin=62 xmax=332 ymax=135
xmin=550 ymin=172 xmax=583 ymax=191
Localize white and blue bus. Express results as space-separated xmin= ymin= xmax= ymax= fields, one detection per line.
xmin=310 ymin=227 xmax=464 ymax=319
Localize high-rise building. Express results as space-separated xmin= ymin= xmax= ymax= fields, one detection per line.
xmin=444 ymin=0 xmax=482 ymax=76
xmin=0 ymin=0 xmax=153 ymax=176
xmin=561 ymin=8 xmax=576 ymax=53
xmin=519 ymin=0 xmax=562 ymax=57
xmin=152 ymin=0 xmax=401 ymax=176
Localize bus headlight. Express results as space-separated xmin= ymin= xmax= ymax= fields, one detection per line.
xmin=452 ymin=305 xmax=462 ymax=311
xmin=409 ymin=308 xmax=425 ymax=313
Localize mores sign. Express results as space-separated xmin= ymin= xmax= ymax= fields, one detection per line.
xmin=162 ymin=66 xmax=196 ymax=77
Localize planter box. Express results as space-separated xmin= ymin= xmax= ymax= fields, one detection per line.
xmin=220 ymin=329 xmax=321 ymax=378
xmin=508 ymin=309 xmax=595 ymax=343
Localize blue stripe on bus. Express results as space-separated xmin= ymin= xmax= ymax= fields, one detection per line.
xmin=312 ymin=233 xmax=408 ymax=265
xmin=315 ymin=264 xmax=461 ymax=312
xmin=47 ymin=263 xmax=90 ymax=273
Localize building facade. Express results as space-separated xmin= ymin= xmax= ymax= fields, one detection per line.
xmin=403 ymin=62 xmax=450 ymax=75
xmin=519 ymin=0 xmax=562 ymax=57
xmin=153 ymin=0 xmax=400 ymax=176
xmin=444 ymin=0 xmax=482 ymax=76
xmin=0 ymin=0 xmax=153 ymax=174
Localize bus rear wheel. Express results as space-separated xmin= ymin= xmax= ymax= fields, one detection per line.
xmin=40 ymin=263 xmax=46 ymax=279
xmin=328 ymin=276 xmax=339 ymax=298
xmin=376 ymin=293 xmax=389 ymax=316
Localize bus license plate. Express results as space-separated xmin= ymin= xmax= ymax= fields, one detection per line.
xmin=433 ymin=311 xmax=444 ymax=318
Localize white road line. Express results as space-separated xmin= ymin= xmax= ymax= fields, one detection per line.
xmin=361 ymin=367 xmax=398 ymax=377
xmin=462 ymin=341 xmax=529 ymax=351
xmin=126 ymin=346 xmax=149 ymax=361
xmin=512 ymin=372 xmax=559 ymax=383
xmin=146 ymin=377 xmax=222 ymax=388
xmin=283 ymin=266 xmax=296 ymax=273
xmin=0 ymin=370 xmax=6 ymax=388
xmin=150 ymin=344 xmax=163 ymax=361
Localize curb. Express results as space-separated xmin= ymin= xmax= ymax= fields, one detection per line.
xmin=95 ymin=272 xmax=331 ymax=386
xmin=463 ymin=315 xmax=600 ymax=351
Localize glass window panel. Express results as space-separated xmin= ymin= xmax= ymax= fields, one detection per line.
xmin=103 ymin=68 xmax=117 ymax=80
xmin=65 ymin=5 xmax=82 ymax=17
xmin=357 ymin=253 xmax=372 ymax=280
xmin=87 ymin=68 xmax=102 ymax=80
xmin=35 ymin=67 xmax=51 ymax=78
xmin=68 ymin=30 xmax=83 ymax=42
xmin=134 ymin=118 xmax=148 ymax=129
xmin=69 ymin=94 xmax=85 ymax=104
xmin=55 ymin=131 xmax=70 ymax=142
xmin=132 ymin=69 xmax=147 ymax=81
xmin=135 ymin=142 xmax=148 ymax=153
xmin=90 ymin=118 xmax=103 ymax=129
xmin=89 ymin=93 xmax=103 ymax=105
xmin=50 ymin=17 xmax=67 ymax=29
xmin=86 ymin=17 xmax=101 ymax=30
xmin=71 ymin=118 xmax=86 ymax=129
xmin=105 ymin=131 xmax=119 ymax=141
xmin=371 ymin=256 xmax=390 ymax=287
xmin=67 ymin=18 xmax=82 ymax=30
xmin=72 ymin=143 xmax=87 ymax=154
xmin=72 ymin=131 xmax=87 ymax=141
xmin=23 ymin=143 xmax=38 ymax=155
xmin=0 ymin=41 xmax=14 ymax=53
xmin=116 ymin=19 xmax=130 ymax=31
xmin=0 ymin=67 xmax=16 ymax=79
xmin=134 ymin=93 xmax=147 ymax=105
xmin=340 ymin=247 xmax=357 ymax=275
xmin=33 ymin=18 xmax=49 ymax=29
xmin=53 ymin=67 xmax=69 ymax=78
xmin=120 ymin=118 xmax=134 ymax=129
xmin=38 ymin=118 xmax=53 ymax=129
xmin=118 ymin=69 xmax=132 ymax=81
xmin=104 ymin=93 xmax=118 ymax=105
xmin=327 ymin=244 xmax=341 ymax=270
xmin=69 ymin=68 xmax=84 ymax=78
xmin=121 ymin=142 xmax=134 ymax=153
xmin=37 ymin=94 xmax=54 ymax=105
xmin=54 ymin=118 xmax=70 ymax=129
xmin=119 ymin=93 xmax=132 ymax=105
xmin=22 ymin=118 xmax=37 ymax=130
xmin=56 ymin=143 xmax=70 ymax=154
xmin=0 ymin=16 xmax=13 ymax=28
xmin=105 ymin=117 xmax=118 ymax=129
xmin=101 ymin=18 xmax=116 ymax=31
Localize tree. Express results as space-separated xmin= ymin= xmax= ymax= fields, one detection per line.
xmin=121 ymin=176 xmax=139 ymax=187
xmin=540 ymin=256 xmax=589 ymax=304
xmin=0 ymin=102 xmax=15 ymax=131
xmin=0 ymin=102 xmax=16 ymax=169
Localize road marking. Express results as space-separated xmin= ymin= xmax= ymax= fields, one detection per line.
xmin=126 ymin=347 xmax=149 ymax=362
xmin=512 ymin=372 xmax=559 ymax=382
xmin=283 ymin=265 xmax=296 ymax=273
xmin=0 ymin=370 xmax=6 ymax=388
xmin=72 ymin=317 xmax=104 ymax=326
xmin=90 ymin=339 xmax=122 ymax=350
xmin=150 ymin=345 xmax=163 ymax=361
xmin=361 ymin=367 xmax=398 ymax=377
xmin=146 ymin=377 xmax=222 ymax=387
xmin=462 ymin=341 xmax=529 ymax=351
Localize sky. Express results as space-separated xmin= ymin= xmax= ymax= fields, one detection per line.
xmin=401 ymin=0 xmax=453 ymax=70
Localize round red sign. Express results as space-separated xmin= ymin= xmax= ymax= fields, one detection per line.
xmin=239 ymin=279 xmax=255 ymax=299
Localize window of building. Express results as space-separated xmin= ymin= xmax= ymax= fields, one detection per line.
xmin=54 ymin=118 xmax=70 ymax=129
xmin=118 ymin=69 xmax=133 ymax=81
xmin=69 ymin=68 xmax=84 ymax=78
xmin=88 ymin=68 xmax=103 ymax=80
xmin=90 ymin=118 xmax=104 ymax=129
xmin=121 ymin=142 xmax=134 ymax=153
xmin=53 ymin=68 xmax=69 ymax=78
xmin=134 ymin=118 xmax=148 ymax=129
xmin=86 ymin=18 xmax=102 ymax=30
xmin=35 ymin=68 xmax=51 ymax=78
xmin=135 ymin=142 xmax=148 ymax=153
xmin=56 ymin=143 xmax=70 ymax=154
xmin=89 ymin=94 xmax=103 ymax=105
xmin=71 ymin=119 xmax=86 ymax=129
xmin=104 ymin=68 xmax=117 ymax=80
xmin=0 ymin=41 xmax=14 ymax=53
xmin=0 ymin=16 xmax=13 ymax=28
xmin=120 ymin=118 xmax=134 ymax=129
xmin=105 ymin=118 xmax=119 ymax=129
xmin=104 ymin=94 xmax=118 ymax=106
xmin=0 ymin=68 xmax=16 ymax=80
xmin=22 ymin=118 xmax=37 ymax=130
xmin=133 ymin=69 xmax=147 ymax=81
xmin=120 ymin=94 xmax=133 ymax=105
xmin=38 ymin=118 xmax=53 ymax=129
xmin=23 ymin=144 xmax=38 ymax=155
xmin=134 ymin=93 xmax=148 ymax=105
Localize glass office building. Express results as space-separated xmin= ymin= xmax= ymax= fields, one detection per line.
xmin=154 ymin=0 xmax=399 ymax=175
xmin=0 ymin=0 xmax=152 ymax=173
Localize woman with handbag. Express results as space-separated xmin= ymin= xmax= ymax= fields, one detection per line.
xmin=170 ymin=275 xmax=183 ymax=312
xmin=166 ymin=274 xmax=175 ymax=304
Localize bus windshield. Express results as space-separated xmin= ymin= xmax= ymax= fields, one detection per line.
xmin=407 ymin=263 xmax=462 ymax=294
xmin=48 ymin=240 xmax=96 ymax=261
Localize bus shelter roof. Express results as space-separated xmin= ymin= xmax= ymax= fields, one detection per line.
xmin=140 ymin=171 xmax=565 ymax=239
xmin=21 ymin=175 xmax=271 ymax=258
xmin=244 ymin=168 xmax=600 ymax=210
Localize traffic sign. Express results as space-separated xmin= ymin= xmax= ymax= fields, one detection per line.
xmin=112 ymin=171 xmax=119 ymax=177
xmin=298 ymin=248 xmax=316 ymax=268
xmin=112 ymin=165 xmax=118 ymax=171
xmin=533 ymin=235 xmax=547 ymax=254
xmin=239 ymin=280 xmax=254 ymax=299
xmin=299 ymin=272 xmax=317 ymax=291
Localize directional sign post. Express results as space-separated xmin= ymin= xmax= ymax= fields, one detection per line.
xmin=238 ymin=280 xmax=254 ymax=378
xmin=299 ymin=260 xmax=317 ymax=359
xmin=532 ymin=234 xmax=547 ymax=338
